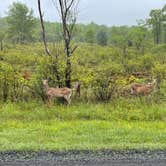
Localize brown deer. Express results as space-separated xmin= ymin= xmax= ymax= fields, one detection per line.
xmin=130 ymin=79 xmax=157 ymax=96
xmin=43 ymin=80 xmax=72 ymax=104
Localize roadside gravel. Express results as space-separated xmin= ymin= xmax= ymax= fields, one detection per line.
xmin=0 ymin=150 xmax=165 ymax=166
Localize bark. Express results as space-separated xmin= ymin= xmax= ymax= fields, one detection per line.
xmin=38 ymin=0 xmax=51 ymax=56
xmin=65 ymin=57 xmax=71 ymax=87
xmin=58 ymin=0 xmax=78 ymax=88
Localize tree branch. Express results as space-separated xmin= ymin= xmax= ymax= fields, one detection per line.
xmin=38 ymin=0 xmax=51 ymax=56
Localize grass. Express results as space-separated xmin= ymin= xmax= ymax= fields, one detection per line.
xmin=0 ymin=99 xmax=165 ymax=122
xmin=0 ymin=120 xmax=165 ymax=151
xmin=0 ymin=100 xmax=166 ymax=151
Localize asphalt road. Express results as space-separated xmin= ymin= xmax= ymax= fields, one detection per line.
xmin=0 ymin=150 xmax=166 ymax=166
xmin=1 ymin=159 xmax=166 ymax=166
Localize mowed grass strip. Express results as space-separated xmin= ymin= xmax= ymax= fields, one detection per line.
xmin=0 ymin=120 xmax=165 ymax=151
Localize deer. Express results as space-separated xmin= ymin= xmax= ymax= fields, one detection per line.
xmin=43 ymin=79 xmax=72 ymax=104
xmin=130 ymin=79 xmax=157 ymax=96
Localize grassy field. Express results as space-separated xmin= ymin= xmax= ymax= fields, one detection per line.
xmin=0 ymin=120 xmax=166 ymax=151
xmin=0 ymin=100 xmax=166 ymax=151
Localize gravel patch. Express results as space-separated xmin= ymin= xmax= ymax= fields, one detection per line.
xmin=0 ymin=150 xmax=165 ymax=166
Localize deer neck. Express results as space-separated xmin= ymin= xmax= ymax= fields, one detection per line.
xmin=149 ymin=80 xmax=156 ymax=88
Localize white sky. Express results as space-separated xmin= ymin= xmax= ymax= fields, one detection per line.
xmin=0 ymin=0 xmax=165 ymax=26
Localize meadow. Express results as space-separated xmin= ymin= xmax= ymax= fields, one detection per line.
xmin=0 ymin=43 xmax=166 ymax=151
xmin=0 ymin=99 xmax=165 ymax=151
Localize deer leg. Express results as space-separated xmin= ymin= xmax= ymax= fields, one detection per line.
xmin=68 ymin=92 xmax=72 ymax=104
xmin=130 ymin=88 xmax=134 ymax=95
xmin=64 ymin=94 xmax=71 ymax=105
xmin=46 ymin=99 xmax=50 ymax=107
xmin=46 ymin=96 xmax=52 ymax=107
xmin=67 ymin=96 xmax=71 ymax=105
xmin=64 ymin=95 xmax=69 ymax=105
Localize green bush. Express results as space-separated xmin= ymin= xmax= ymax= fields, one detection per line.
xmin=0 ymin=62 xmax=25 ymax=102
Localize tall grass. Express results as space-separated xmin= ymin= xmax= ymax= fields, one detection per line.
xmin=0 ymin=99 xmax=165 ymax=122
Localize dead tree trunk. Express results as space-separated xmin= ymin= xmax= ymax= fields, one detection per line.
xmin=58 ymin=0 xmax=78 ymax=88
xmin=38 ymin=0 xmax=51 ymax=56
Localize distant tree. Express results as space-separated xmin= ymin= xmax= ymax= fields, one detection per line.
xmin=147 ymin=9 xmax=163 ymax=44
xmin=85 ymin=28 xmax=95 ymax=43
xmin=73 ymin=24 xmax=85 ymax=42
xmin=110 ymin=26 xmax=130 ymax=67
xmin=96 ymin=29 xmax=108 ymax=46
xmin=0 ymin=31 xmax=5 ymax=51
xmin=129 ymin=26 xmax=148 ymax=55
xmin=147 ymin=4 xmax=166 ymax=44
xmin=161 ymin=5 xmax=166 ymax=43
xmin=7 ymin=2 xmax=36 ymax=44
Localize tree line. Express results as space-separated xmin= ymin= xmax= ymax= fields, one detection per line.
xmin=0 ymin=2 xmax=166 ymax=47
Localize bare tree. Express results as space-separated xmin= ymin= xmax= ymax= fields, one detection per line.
xmin=38 ymin=0 xmax=51 ymax=56
xmin=38 ymin=0 xmax=79 ymax=88
xmin=38 ymin=0 xmax=61 ymax=86
xmin=57 ymin=0 xmax=79 ymax=88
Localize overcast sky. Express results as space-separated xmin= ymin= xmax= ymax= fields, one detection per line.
xmin=0 ymin=0 xmax=165 ymax=26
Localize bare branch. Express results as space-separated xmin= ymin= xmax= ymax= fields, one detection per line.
xmin=71 ymin=45 xmax=78 ymax=54
xmin=66 ymin=0 xmax=75 ymax=13
xmin=58 ymin=0 xmax=79 ymax=87
xmin=38 ymin=0 xmax=51 ymax=56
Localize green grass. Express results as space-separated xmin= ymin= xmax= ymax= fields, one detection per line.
xmin=0 ymin=100 xmax=166 ymax=151
xmin=0 ymin=120 xmax=165 ymax=151
xmin=0 ymin=100 xmax=165 ymax=122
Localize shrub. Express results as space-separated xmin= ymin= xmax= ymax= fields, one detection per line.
xmin=92 ymin=70 xmax=117 ymax=101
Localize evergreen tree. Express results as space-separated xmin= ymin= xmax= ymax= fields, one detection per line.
xmin=7 ymin=2 xmax=36 ymax=43
xmin=96 ymin=29 xmax=108 ymax=46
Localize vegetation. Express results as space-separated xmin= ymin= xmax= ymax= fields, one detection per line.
xmin=148 ymin=5 xmax=166 ymax=44
xmin=1 ymin=120 xmax=166 ymax=151
xmin=0 ymin=43 xmax=165 ymax=103
xmin=0 ymin=100 xmax=165 ymax=122
xmin=0 ymin=101 xmax=165 ymax=151
xmin=6 ymin=2 xmax=36 ymax=43
xmin=0 ymin=2 xmax=165 ymax=151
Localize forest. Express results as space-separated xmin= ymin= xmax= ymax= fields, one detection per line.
xmin=0 ymin=1 xmax=165 ymax=152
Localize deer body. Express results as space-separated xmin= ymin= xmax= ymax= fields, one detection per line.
xmin=131 ymin=79 xmax=156 ymax=95
xmin=43 ymin=80 xmax=72 ymax=104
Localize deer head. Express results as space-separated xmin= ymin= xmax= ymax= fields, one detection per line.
xmin=43 ymin=79 xmax=48 ymax=86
